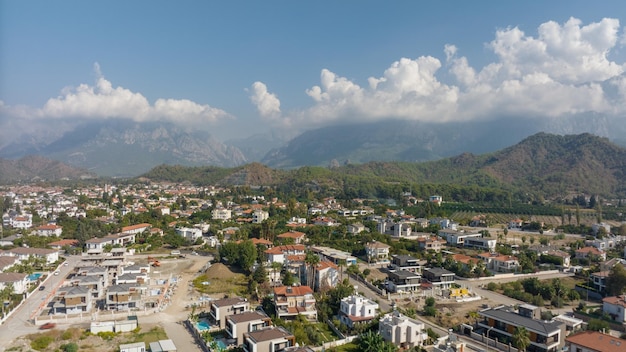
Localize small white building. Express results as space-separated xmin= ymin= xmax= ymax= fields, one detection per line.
xmin=211 ymin=208 xmax=232 ymax=221
xmin=252 ymin=210 xmax=269 ymax=224
xmin=36 ymin=224 xmax=63 ymax=237
xmin=340 ymin=294 xmax=379 ymax=328
xmin=120 ymin=342 xmax=146 ymax=352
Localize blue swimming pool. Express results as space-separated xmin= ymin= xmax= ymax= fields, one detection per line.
xmin=216 ymin=340 xmax=227 ymax=349
xmin=196 ymin=320 xmax=210 ymax=331
xmin=28 ymin=273 xmax=42 ymax=281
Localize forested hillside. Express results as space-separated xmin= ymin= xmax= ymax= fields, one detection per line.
xmin=140 ymin=133 xmax=626 ymax=201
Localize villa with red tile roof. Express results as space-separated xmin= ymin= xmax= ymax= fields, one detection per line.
xmin=277 ymin=231 xmax=306 ymax=244
xmin=264 ymin=245 xmax=306 ymax=264
xmin=566 ymin=331 xmax=625 ymax=352
xmin=273 ymin=285 xmax=317 ymax=321
xmin=478 ymin=252 xmax=520 ymax=272
xmin=575 ymin=246 xmax=606 ymax=261
xmin=121 ymin=223 xmax=151 ymax=234
xmin=48 ymin=239 xmax=79 ymax=250
xmin=36 ymin=224 xmax=63 ymax=237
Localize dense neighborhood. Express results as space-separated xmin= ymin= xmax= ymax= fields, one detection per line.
xmin=1 ymin=182 xmax=626 ymax=352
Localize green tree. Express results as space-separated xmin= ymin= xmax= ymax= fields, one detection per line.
xmin=588 ymin=318 xmax=610 ymax=332
xmin=358 ymin=330 xmax=397 ymax=352
xmin=511 ymin=326 xmax=530 ymax=351
xmin=605 ymin=264 xmax=626 ymax=296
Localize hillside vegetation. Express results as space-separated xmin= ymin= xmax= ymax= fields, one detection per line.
xmin=140 ymin=133 xmax=626 ymax=199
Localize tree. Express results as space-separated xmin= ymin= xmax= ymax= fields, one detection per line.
xmin=304 ymin=251 xmax=320 ymax=289
xmin=358 ymin=330 xmax=397 ymax=352
xmin=605 ymin=264 xmax=626 ymax=296
xmin=588 ymin=318 xmax=610 ymax=332
xmin=511 ymin=326 xmax=530 ymax=351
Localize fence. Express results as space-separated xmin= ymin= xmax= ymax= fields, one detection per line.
xmin=469 ymin=331 xmax=519 ymax=352
xmin=311 ymin=335 xmax=358 ymax=351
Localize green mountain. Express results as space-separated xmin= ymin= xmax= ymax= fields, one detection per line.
xmin=0 ymin=155 xmax=96 ymax=184
xmin=141 ymin=133 xmax=626 ymax=198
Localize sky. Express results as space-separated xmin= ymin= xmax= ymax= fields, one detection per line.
xmin=1 ymin=1 xmax=626 ymax=144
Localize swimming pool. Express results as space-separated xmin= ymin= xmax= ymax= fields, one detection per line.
xmin=196 ymin=320 xmax=210 ymax=331
xmin=28 ymin=273 xmax=42 ymax=281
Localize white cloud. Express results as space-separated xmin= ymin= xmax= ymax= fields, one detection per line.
xmin=2 ymin=65 xmax=232 ymax=127
xmin=259 ymin=17 xmax=626 ymax=130
xmin=249 ymin=82 xmax=282 ymax=120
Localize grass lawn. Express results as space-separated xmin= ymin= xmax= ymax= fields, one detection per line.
xmin=193 ymin=273 xmax=248 ymax=295
xmin=124 ymin=326 xmax=168 ymax=344
xmin=314 ymin=322 xmax=339 ymax=343
xmin=327 ymin=342 xmax=359 ymax=352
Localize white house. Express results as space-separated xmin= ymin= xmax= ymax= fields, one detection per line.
xmin=176 ymin=227 xmax=203 ymax=242
xmin=365 ymin=241 xmax=390 ymax=263
xmin=602 ymin=295 xmax=626 ymax=323
xmin=10 ymin=214 xmax=32 ymax=229
xmin=211 ymin=208 xmax=232 ymax=221
xmin=0 ymin=272 xmax=29 ymax=294
xmin=252 ymin=210 xmax=269 ymax=224
xmin=379 ymin=311 xmax=427 ymax=350
xmin=2 ymin=247 xmax=59 ymax=264
xmin=36 ymin=224 xmax=63 ymax=237
xmin=340 ymin=294 xmax=379 ymax=328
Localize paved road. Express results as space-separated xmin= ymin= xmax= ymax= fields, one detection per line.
xmin=0 ymin=254 xmax=83 ymax=351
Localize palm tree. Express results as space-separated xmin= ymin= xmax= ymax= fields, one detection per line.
xmin=338 ymin=259 xmax=347 ymax=282
xmin=271 ymin=261 xmax=282 ymax=287
xmin=304 ymin=251 xmax=319 ymax=289
xmin=511 ymin=326 xmax=530 ymax=352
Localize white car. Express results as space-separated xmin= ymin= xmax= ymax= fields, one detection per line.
xmin=54 ymin=271 xmax=60 ymax=276
xmin=64 ymin=262 xmax=69 ymax=266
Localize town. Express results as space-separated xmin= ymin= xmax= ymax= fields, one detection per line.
xmin=0 ymin=182 xmax=625 ymax=352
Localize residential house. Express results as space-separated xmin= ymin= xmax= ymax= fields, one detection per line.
xmin=2 ymin=247 xmax=59 ymax=264
xmin=252 ymin=210 xmax=269 ymax=224
xmin=385 ymin=270 xmax=422 ymax=293
xmin=314 ymin=260 xmax=338 ymax=292
xmin=379 ymin=311 xmax=428 ymax=350
xmin=106 ymin=284 xmax=144 ymax=311
xmin=0 ymin=272 xmax=28 ymax=294
xmin=85 ymin=237 xmax=114 ymax=251
xmin=312 ymin=216 xmax=338 ymax=227
xmin=36 ymin=224 xmax=63 ymax=237
xmin=225 ymin=311 xmax=272 ymax=346
xmin=212 ymin=208 xmax=232 ymax=221
xmin=243 ymin=326 xmax=296 ymax=352
xmin=429 ymin=195 xmax=442 ymax=205
xmin=273 ymin=285 xmax=317 ymax=321
xmin=509 ymin=219 xmax=523 ymax=230
xmin=586 ymin=234 xmax=624 ymax=250
xmin=347 ymin=222 xmax=366 ymax=234
xmin=339 ymin=294 xmax=379 ymax=328
xmin=0 ymin=256 xmax=18 ymax=272
xmin=264 ymin=245 xmax=306 ymax=265
xmin=478 ymin=252 xmax=520 ymax=273
xmin=450 ymin=254 xmax=480 ymax=272
xmin=478 ymin=305 xmax=566 ymax=352
xmin=121 ymin=223 xmax=151 ymax=235
xmin=602 ymin=295 xmax=626 ymax=323
xmin=439 ymin=229 xmax=482 ymax=246
xmin=422 ymin=268 xmax=455 ymax=290
xmin=575 ymin=247 xmax=606 ymax=261
xmin=209 ymin=297 xmax=250 ymax=329
xmin=390 ymin=254 xmax=424 ymax=274
xmin=566 ymin=331 xmax=624 ymax=352
xmin=464 ymin=236 xmax=497 ymax=252
xmin=176 ymin=227 xmax=203 ymax=242
xmin=52 ymin=286 xmax=92 ymax=314
xmin=417 ymin=236 xmax=445 ymax=252
xmin=10 ymin=214 xmax=32 ymax=229
xmin=365 ymin=241 xmax=390 ymax=263
xmin=48 ymin=239 xmax=79 ymax=251
xmin=277 ymin=231 xmax=306 ymax=244
xmin=309 ymin=246 xmax=357 ymax=266
xmin=545 ymin=250 xmax=571 ymax=268
xmin=0 ymin=234 xmax=20 ymax=247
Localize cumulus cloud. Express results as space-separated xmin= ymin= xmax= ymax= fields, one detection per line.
xmin=2 ymin=63 xmax=232 ymax=127
xmin=249 ymin=82 xmax=282 ymax=120
xmin=257 ymin=17 xmax=626 ymax=129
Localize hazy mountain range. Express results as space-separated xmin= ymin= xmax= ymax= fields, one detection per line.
xmin=0 ymin=113 xmax=625 ymax=178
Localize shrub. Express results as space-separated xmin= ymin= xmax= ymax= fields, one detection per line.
xmin=486 ymin=282 xmax=498 ymax=291
xmin=61 ymin=342 xmax=79 ymax=352
xmin=31 ymin=336 xmax=54 ymax=351
xmin=96 ymin=331 xmax=117 ymax=340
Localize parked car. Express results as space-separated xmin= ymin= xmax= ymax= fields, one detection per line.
xmin=40 ymin=322 xmax=56 ymax=330
xmin=64 ymin=262 xmax=69 ymax=266
xmin=39 ymin=285 xmax=45 ymax=291
xmin=54 ymin=271 xmax=60 ymax=276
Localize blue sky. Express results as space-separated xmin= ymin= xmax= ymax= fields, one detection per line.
xmin=1 ymin=1 xmax=626 ymax=143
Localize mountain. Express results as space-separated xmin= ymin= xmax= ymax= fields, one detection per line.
xmin=0 ymin=121 xmax=248 ymax=178
xmin=0 ymin=155 xmax=96 ymax=184
xmin=261 ymin=114 xmax=626 ymax=168
xmin=142 ymin=133 xmax=626 ymax=198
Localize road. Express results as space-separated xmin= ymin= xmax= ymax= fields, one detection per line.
xmin=0 ymin=254 xmax=212 ymax=352
xmin=0 ymin=254 xmax=82 ymax=351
